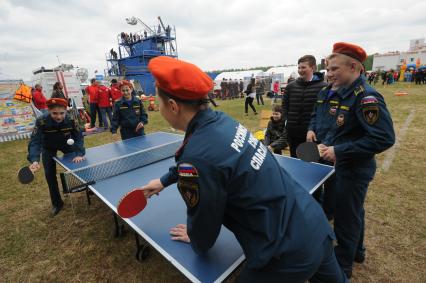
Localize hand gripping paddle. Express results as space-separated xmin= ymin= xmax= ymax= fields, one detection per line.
xmin=117 ymin=189 xmax=147 ymax=218
xmin=18 ymin=166 xmax=35 ymax=184
xmin=296 ymin=142 xmax=321 ymax=162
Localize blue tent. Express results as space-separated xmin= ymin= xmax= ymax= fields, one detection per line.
xmin=406 ymin=63 xmax=417 ymax=70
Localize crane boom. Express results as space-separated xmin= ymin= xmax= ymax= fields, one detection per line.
xmin=137 ymin=18 xmax=155 ymax=34
xmin=157 ymin=16 xmax=175 ymax=52
xmin=157 ymin=16 xmax=166 ymax=32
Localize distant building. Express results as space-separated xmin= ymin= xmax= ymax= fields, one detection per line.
xmin=372 ymin=38 xmax=426 ymax=71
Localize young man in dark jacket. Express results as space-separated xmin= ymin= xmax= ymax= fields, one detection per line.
xmin=282 ymin=55 xmax=327 ymax=157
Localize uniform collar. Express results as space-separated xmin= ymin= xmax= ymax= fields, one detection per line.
xmin=184 ymin=108 xmax=215 ymax=138
xmin=336 ymin=75 xmax=364 ymax=99
xmin=120 ymin=95 xmax=138 ymax=103
xmin=176 ymin=108 xmax=215 ymax=159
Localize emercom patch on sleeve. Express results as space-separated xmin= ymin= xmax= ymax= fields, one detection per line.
xmin=177 ymin=163 xmax=200 ymax=209
xmin=361 ymin=95 xmax=379 ymax=125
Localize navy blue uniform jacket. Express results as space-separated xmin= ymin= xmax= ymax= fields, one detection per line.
xmin=27 ymin=113 xmax=85 ymax=162
xmin=321 ymin=76 xmax=395 ymax=166
xmin=111 ymin=96 xmax=148 ymax=134
xmin=160 ymin=108 xmax=334 ymax=269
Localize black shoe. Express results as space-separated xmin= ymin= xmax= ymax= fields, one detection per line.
xmin=344 ymin=269 xmax=352 ymax=279
xmin=354 ymin=253 xmax=365 ymax=263
xmin=51 ymin=202 xmax=64 ymax=217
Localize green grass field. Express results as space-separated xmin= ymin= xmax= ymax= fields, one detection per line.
xmin=0 ymin=84 xmax=425 ymax=282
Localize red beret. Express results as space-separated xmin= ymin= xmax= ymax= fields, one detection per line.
xmin=333 ymin=42 xmax=367 ymax=63
xmin=118 ymin=80 xmax=133 ymax=90
xmin=46 ymin=98 xmax=68 ymax=108
xmin=148 ymin=56 xmax=213 ymax=100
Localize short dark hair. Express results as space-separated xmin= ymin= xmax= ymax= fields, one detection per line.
xmin=157 ymin=87 xmax=209 ymax=110
xmin=53 ymin=82 xmax=61 ymax=90
xmin=298 ymin=55 xmax=316 ymax=67
xmin=272 ymin=105 xmax=282 ymax=113
xmin=90 ymin=78 xmax=96 ymax=84
xmin=111 ymin=79 xmax=118 ymax=84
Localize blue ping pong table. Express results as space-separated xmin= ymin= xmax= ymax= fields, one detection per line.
xmin=55 ymin=131 xmax=334 ymax=283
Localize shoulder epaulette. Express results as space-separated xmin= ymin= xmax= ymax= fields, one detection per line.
xmin=37 ymin=116 xmax=47 ymax=126
xmin=354 ymin=85 xmax=365 ymax=96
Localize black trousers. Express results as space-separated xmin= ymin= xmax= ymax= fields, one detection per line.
xmin=256 ymin=93 xmax=264 ymax=105
xmin=245 ymin=97 xmax=257 ymax=114
xmin=42 ymin=148 xmax=72 ymax=207
xmin=287 ymin=132 xmax=306 ymax=158
xmin=89 ymin=103 xmax=104 ymax=127
xmin=322 ymin=164 xmax=336 ymax=219
xmin=314 ymin=159 xmax=336 ymax=220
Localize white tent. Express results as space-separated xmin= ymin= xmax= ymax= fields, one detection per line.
xmin=214 ymin=70 xmax=264 ymax=81
xmin=266 ymin=66 xmax=299 ymax=83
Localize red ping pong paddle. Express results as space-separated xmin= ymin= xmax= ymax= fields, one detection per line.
xmin=296 ymin=142 xmax=321 ymax=162
xmin=117 ymin=189 xmax=147 ymax=218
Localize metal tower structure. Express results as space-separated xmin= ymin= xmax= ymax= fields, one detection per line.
xmin=105 ymin=16 xmax=178 ymax=95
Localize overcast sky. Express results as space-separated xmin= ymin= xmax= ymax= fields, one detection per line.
xmin=0 ymin=0 xmax=425 ymax=80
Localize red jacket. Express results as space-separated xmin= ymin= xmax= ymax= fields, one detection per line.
xmin=273 ymin=82 xmax=280 ymax=93
xmin=110 ymin=83 xmax=123 ymax=101
xmin=85 ymin=85 xmax=99 ymax=103
xmin=98 ymin=85 xmax=112 ymax=107
xmin=32 ymin=89 xmax=47 ymax=110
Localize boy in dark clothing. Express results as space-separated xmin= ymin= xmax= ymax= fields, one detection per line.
xmin=111 ymin=80 xmax=148 ymax=140
xmin=27 ymin=98 xmax=85 ymax=216
xmin=264 ymin=105 xmax=288 ymax=154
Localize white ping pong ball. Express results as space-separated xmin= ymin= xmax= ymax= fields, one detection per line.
xmin=67 ymin=138 xmax=74 ymax=145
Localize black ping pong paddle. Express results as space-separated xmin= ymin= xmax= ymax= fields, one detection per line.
xmin=296 ymin=142 xmax=321 ymax=162
xmin=18 ymin=166 xmax=35 ymax=184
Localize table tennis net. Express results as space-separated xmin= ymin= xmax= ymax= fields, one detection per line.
xmin=61 ymin=140 xmax=182 ymax=192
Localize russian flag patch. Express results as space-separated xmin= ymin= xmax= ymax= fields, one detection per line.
xmin=178 ymin=163 xmax=199 ymax=177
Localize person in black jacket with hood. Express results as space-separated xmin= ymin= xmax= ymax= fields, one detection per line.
xmin=282 ymin=55 xmax=327 ymax=157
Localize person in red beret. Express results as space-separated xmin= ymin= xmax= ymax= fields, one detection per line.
xmin=140 ymin=56 xmax=347 ymax=282
xmin=27 ymin=98 xmax=86 ymax=216
xmin=315 ymin=42 xmax=395 ymax=278
xmin=110 ymin=80 xmax=148 ymax=140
